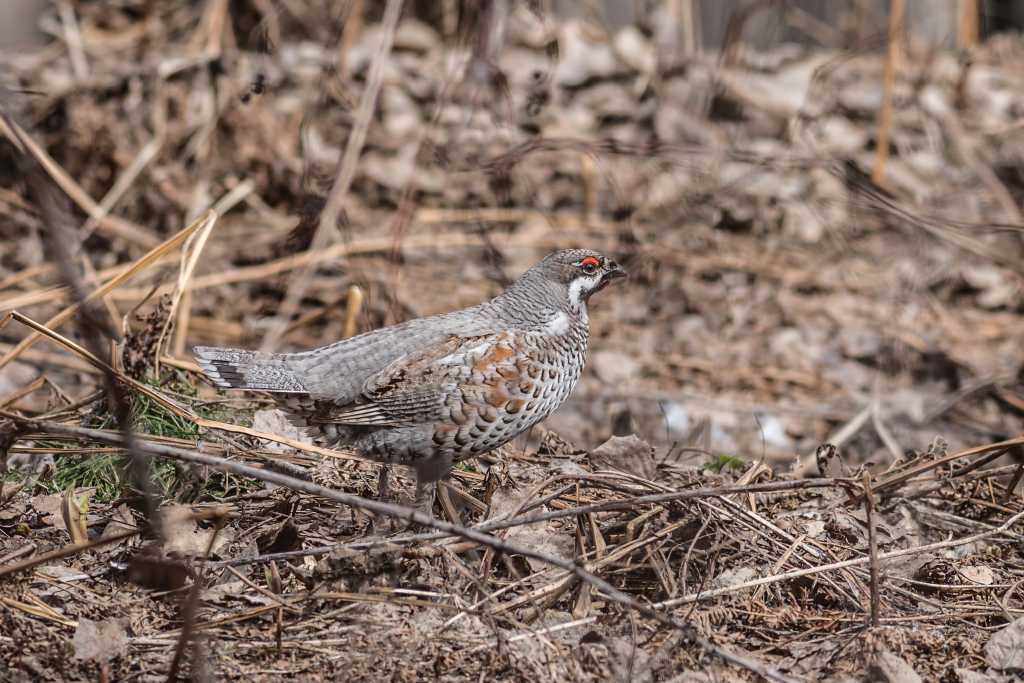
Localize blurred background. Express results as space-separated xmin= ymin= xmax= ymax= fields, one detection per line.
xmin=1 ymin=0 xmax=1023 ymax=473
xmin=7 ymin=1 xmax=1024 ymax=50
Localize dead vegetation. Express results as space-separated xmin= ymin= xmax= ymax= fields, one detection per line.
xmin=1 ymin=1 xmax=1024 ymax=681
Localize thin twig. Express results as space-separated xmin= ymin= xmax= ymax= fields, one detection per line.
xmin=260 ymin=0 xmax=404 ymax=351
xmin=166 ymin=513 xmax=226 ymax=682
xmin=871 ymin=0 xmax=902 ymax=186
xmin=0 ymin=529 xmax=138 ymax=579
xmin=862 ymin=472 xmax=881 ymax=627
xmin=206 ymin=477 xmax=847 ymax=566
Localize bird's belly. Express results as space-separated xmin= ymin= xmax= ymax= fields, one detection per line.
xmin=319 ymin=331 xmax=588 ymax=467
xmin=434 ymin=344 xmax=586 ymax=462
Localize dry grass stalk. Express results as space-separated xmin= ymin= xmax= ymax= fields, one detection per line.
xmin=260 ymin=0 xmax=404 ymax=352
xmin=154 ymin=211 xmax=219 ymax=374
xmin=0 ymin=210 xmax=217 ymax=371
xmin=957 ymin=0 xmax=979 ymax=50
xmin=342 ymin=284 xmax=364 ymax=339
xmin=862 ymin=472 xmax=881 ymax=627
xmin=0 ymin=528 xmax=139 ymax=580
xmin=871 ymin=0 xmax=903 ymax=187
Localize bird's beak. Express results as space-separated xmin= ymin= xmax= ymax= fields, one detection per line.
xmin=604 ymin=263 xmax=627 ymax=282
xmin=592 ymin=262 xmax=626 ymax=295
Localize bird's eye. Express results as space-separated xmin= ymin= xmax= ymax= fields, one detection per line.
xmin=579 ymin=256 xmax=600 ymax=274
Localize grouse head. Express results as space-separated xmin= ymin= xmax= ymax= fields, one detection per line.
xmin=529 ymin=249 xmax=627 ymax=312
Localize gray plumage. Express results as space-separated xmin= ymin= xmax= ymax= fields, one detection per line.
xmin=194 ymin=248 xmax=626 ymax=513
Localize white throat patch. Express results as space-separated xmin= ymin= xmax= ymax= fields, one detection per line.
xmin=544 ymin=311 xmax=570 ymax=335
xmin=568 ymin=277 xmax=595 ymax=313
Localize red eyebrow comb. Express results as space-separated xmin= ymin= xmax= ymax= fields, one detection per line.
xmin=581 ymin=256 xmax=600 ymax=267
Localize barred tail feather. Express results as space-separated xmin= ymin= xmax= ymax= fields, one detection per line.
xmin=193 ymin=346 xmax=308 ymax=393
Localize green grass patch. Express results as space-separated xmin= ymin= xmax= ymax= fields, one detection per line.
xmin=700 ymin=454 xmax=747 ymax=474
xmin=39 ymin=371 xmax=261 ymax=502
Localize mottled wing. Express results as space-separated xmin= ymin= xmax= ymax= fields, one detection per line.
xmin=286 ymin=305 xmax=499 ymax=404
xmin=312 ymin=336 xmax=469 ymax=427
xmin=316 ymin=332 xmax=541 ymax=431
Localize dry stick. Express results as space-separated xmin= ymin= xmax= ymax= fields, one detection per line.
xmin=1 ymin=596 xmax=76 ymax=628
xmin=0 ymin=529 xmax=138 ymax=579
xmin=22 ymin=147 xmax=165 ymax=539
xmin=1003 ymin=461 xmax=1024 ymax=505
xmin=871 ymin=0 xmax=902 ymax=186
xmin=260 ymin=0 xmax=404 ymax=352
xmin=6 ymin=417 xmax=792 ymax=683
xmin=166 ymin=513 xmax=226 ymax=683
xmin=871 ymin=401 xmax=902 ymax=462
xmin=862 ymin=472 xmax=881 ymax=628
xmin=224 ymin=565 xmax=301 ymax=615
xmin=869 ymin=434 xmax=1024 ymax=500
xmin=0 ymin=544 xmax=34 ymax=566
xmin=213 ymin=478 xmax=849 ymax=567
xmin=342 ymin=285 xmax=364 ymax=340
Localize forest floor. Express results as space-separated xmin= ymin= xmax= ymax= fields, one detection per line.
xmin=1 ymin=3 xmax=1023 ymax=681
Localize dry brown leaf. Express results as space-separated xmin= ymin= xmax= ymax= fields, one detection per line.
xmin=986 ymin=618 xmax=1024 ymax=673
xmin=60 ymin=487 xmax=91 ymax=545
xmin=867 ymin=649 xmax=924 ymax=683
xmin=588 ymin=434 xmax=656 ymax=480
xmin=72 ymin=618 xmax=128 ymax=662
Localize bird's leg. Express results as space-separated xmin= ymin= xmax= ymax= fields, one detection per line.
xmin=370 ymin=465 xmax=404 ymax=536
xmin=412 ymin=478 xmax=436 ymax=518
xmin=410 ymin=455 xmax=453 ymax=524
xmin=377 ymin=465 xmax=392 ymax=501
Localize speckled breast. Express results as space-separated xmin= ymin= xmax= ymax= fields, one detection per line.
xmin=432 ymin=322 xmax=590 ymax=461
